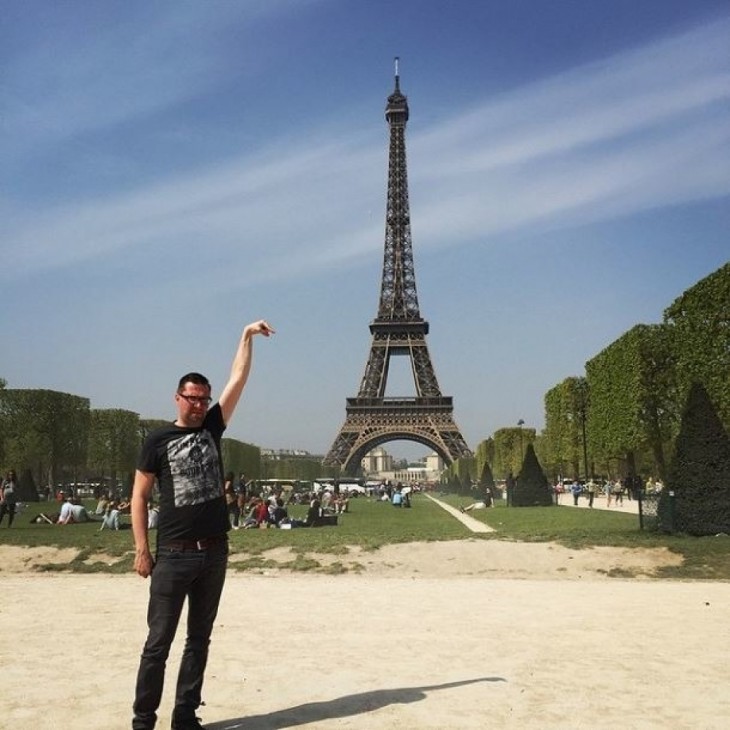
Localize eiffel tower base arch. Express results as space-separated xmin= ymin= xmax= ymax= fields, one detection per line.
xmin=323 ymin=397 xmax=471 ymax=476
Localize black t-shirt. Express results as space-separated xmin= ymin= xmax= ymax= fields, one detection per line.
xmin=137 ymin=403 xmax=229 ymax=545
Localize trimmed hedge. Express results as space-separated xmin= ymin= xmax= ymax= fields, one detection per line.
xmin=513 ymin=444 xmax=553 ymax=507
xmin=658 ymin=382 xmax=730 ymax=535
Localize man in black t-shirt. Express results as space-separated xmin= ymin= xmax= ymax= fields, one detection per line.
xmin=131 ymin=320 xmax=274 ymax=730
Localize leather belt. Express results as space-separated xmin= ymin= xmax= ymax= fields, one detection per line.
xmin=160 ymin=533 xmax=228 ymax=551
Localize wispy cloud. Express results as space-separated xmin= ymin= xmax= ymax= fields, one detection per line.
xmin=408 ymin=16 xmax=730 ymax=245
xmin=1 ymin=0 xmax=313 ymax=154
xmin=2 ymin=16 xmax=728 ymax=288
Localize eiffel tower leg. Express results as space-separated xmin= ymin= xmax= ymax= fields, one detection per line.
xmin=323 ymin=428 xmax=358 ymax=470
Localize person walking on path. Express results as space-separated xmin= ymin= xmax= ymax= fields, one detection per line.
xmin=0 ymin=470 xmax=19 ymax=527
xmin=131 ymin=320 xmax=274 ymax=730
xmin=570 ymin=480 xmax=583 ymax=506
xmin=605 ymin=479 xmax=614 ymax=507
xmin=586 ymin=480 xmax=596 ymax=508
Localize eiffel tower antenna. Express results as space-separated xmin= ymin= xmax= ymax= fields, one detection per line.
xmin=323 ymin=63 xmax=472 ymax=474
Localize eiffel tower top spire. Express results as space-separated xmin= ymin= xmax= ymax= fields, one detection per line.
xmin=375 ymin=57 xmax=422 ymax=326
xmin=387 ymin=56 xmax=408 ymax=120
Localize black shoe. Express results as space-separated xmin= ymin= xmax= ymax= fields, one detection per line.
xmin=171 ymin=716 xmax=204 ymax=730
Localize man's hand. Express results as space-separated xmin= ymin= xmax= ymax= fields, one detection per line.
xmin=134 ymin=548 xmax=154 ymax=578
xmin=245 ymin=320 xmax=275 ymax=338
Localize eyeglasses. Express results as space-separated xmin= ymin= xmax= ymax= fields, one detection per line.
xmin=178 ymin=394 xmax=212 ymax=406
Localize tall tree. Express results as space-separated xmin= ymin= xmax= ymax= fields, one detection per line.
xmin=542 ymin=377 xmax=589 ymax=480
xmin=88 ymin=409 xmax=140 ymax=491
xmin=586 ymin=324 xmax=677 ymax=481
xmin=221 ymin=438 xmax=261 ymax=479
xmin=492 ymin=426 xmax=535 ymax=479
xmin=473 ymin=438 xmax=494 ymax=483
xmin=663 ymin=262 xmax=730 ymax=431
xmin=1 ymin=389 xmax=90 ymax=487
xmin=658 ymin=382 xmax=730 ymax=535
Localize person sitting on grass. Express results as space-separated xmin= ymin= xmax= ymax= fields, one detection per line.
xmin=320 ymin=490 xmax=334 ymax=513
xmin=459 ymin=499 xmax=488 ymax=513
xmin=99 ymin=501 xmax=121 ymax=531
xmin=57 ymin=495 xmax=89 ymax=525
xmin=241 ymin=497 xmax=268 ymax=529
xmin=305 ymin=496 xmax=322 ymax=526
xmin=94 ymin=493 xmax=111 ymax=515
xmin=268 ymin=497 xmax=289 ymax=527
xmin=333 ymin=493 xmax=349 ymax=514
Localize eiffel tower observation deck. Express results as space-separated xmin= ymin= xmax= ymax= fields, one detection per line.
xmin=323 ymin=60 xmax=472 ymax=475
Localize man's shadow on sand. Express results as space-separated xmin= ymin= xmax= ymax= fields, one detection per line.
xmin=207 ymin=677 xmax=505 ymax=729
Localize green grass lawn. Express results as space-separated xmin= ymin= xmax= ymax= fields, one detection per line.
xmin=439 ymin=493 xmax=730 ymax=580
xmin=2 ymin=493 xmax=729 ymax=580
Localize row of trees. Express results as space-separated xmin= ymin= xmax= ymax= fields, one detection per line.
xmin=0 ymin=387 xmax=93 ymax=494
xmin=0 ymin=384 xmax=265 ymax=499
xmin=447 ymin=261 xmax=729 ymax=491
xmin=0 ymin=379 xmax=339 ymax=500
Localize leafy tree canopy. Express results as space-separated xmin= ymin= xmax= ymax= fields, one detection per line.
xmin=664 ymin=262 xmax=730 ymax=431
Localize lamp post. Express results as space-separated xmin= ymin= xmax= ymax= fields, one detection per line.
xmin=580 ymin=408 xmax=588 ymax=480
xmin=517 ymin=419 xmax=525 ymax=466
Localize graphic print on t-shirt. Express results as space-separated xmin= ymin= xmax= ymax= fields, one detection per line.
xmin=167 ymin=430 xmax=223 ymax=507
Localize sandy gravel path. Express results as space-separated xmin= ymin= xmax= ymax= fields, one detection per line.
xmin=1 ymin=541 xmax=728 ymax=730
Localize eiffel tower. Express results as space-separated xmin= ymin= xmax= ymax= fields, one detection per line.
xmin=323 ymin=60 xmax=472 ymax=475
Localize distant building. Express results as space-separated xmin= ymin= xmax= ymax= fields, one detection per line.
xmin=425 ymin=452 xmax=445 ymax=474
xmin=362 ymin=449 xmax=444 ymax=483
xmin=361 ymin=447 xmax=393 ymax=474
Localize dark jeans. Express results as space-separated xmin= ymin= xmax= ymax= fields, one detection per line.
xmin=0 ymin=502 xmax=16 ymax=526
xmin=228 ymin=503 xmax=241 ymax=527
xmin=132 ymin=539 xmax=228 ymax=730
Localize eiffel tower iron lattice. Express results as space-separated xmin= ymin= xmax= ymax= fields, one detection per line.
xmin=323 ymin=60 xmax=472 ymax=475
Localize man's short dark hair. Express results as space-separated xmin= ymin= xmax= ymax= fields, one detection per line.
xmin=177 ymin=372 xmax=211 ymax=392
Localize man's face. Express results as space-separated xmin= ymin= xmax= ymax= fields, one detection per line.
xmin=175 ymin=382 xmax=212 ymax=427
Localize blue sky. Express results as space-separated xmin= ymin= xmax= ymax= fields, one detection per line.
xmin=2 ymin=0 xmax=729 ymax=461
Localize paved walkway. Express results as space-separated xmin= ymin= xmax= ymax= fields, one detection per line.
xmin=557 ymin=495 xmax=639 ymax=514
xmin=425 ymin=494 xmax=495 ymax=533
xmin=427 ymin=493 xmax=641 ymax=533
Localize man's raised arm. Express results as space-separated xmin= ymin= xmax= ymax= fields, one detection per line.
xmin=219 ymin=320 xmax=274 ymax=425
